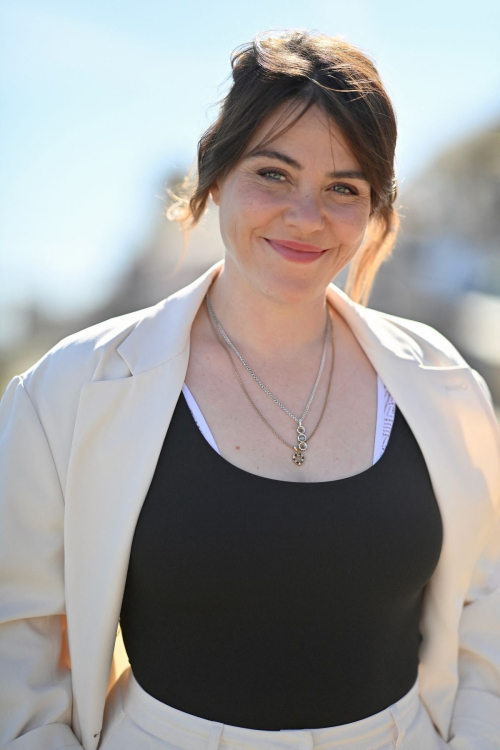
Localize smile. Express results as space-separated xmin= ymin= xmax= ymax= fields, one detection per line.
xmin=263 ymin=238 xmax=328 ymax=264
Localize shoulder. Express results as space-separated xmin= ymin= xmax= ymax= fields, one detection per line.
xmin=363 ymin=307 xmax=494 ymax=407
xmin=16 ymin=261 xmax=221 ymax=397
xmin=331 ymin=281 xmax=469 ymax=369
xmin=16 ymin=301 xmax=165 ymax=405
xmin=367 ymin=307 xmax=467 ymax=366
xmin=0 ymin=302 xmax=168 ymax=479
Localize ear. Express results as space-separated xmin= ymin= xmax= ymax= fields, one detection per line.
xmin=210 ymin=180 xmax=220 ymax=207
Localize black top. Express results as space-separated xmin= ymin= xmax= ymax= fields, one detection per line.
xmin=120 ymin=390 xmax=443 ymax=730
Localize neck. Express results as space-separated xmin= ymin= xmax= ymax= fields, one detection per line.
xmin=207 ymin=260 xmax=331 ymax=362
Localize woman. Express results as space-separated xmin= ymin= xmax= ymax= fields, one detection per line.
xmin=0 ymin=29 xmax=499 ymax=750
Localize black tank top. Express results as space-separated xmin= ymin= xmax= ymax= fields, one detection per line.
xmin=119 ymin=389 xmax=443 ymax=730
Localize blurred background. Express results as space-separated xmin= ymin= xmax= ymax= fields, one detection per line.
xmin=1 ymin=0 xmax=499 ymax=418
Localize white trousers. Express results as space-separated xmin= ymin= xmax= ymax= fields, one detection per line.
xmin=98 ymin=667 xmax=449 ymax=750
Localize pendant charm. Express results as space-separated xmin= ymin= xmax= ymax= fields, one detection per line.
xmin=292 ymin=448 xmax=305 ymax=466
xmin=292 ymin=420 xmax=308 ymax=465
xmin=297 ymin=421 xmax=307 ymax=451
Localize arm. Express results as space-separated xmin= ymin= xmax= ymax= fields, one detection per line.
xmin=449 ymin=373 xmax=500 ymax=749
xmin=0 ymin=376 xmax=82 ymax=748
xmin=449 ymin=512 xmax=500 ymax=749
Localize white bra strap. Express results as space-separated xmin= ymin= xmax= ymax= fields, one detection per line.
xmin=373 ymin=375 xmax=396 ymax=464
xmin=182 ymin=383 xmax=221 ymax=454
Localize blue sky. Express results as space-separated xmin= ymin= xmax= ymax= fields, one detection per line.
xmin=1 ymin=0 xmax=499 ymax=329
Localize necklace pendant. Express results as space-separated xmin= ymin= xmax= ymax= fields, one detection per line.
xmin=292 ymin=447 xmax=305 ymax=466
xmin=292 ymin=421 xmax=308 ymax=465
xmin=296 ymin=421 xmax=308 ymax=452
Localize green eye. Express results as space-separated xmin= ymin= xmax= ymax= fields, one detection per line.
xmin=258 ymin=169 xmax=286 ymax=181
xmin=332 ymin=184 xmax=356 ymax=195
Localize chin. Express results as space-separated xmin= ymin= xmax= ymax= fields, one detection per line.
xmin=255 ymin=267 xmax=326 ymax=306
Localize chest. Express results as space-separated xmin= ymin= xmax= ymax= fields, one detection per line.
xmin=184 ymin=326 xmax=379 ymax=483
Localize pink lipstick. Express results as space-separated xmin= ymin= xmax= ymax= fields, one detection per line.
xmin=264 ymin=238 xmax=328 ymax=264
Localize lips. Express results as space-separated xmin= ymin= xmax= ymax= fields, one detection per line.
xmin=263 ymin=238 xmax=328 ymax=264
xmin=267 ymin=238 xmax=327 ymax=252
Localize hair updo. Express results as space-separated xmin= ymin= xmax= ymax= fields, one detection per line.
xmin=166 ymin=28 xmax=399 ymax=305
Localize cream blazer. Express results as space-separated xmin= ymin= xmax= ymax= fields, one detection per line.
xmin=1 ymin=260 xmax=500 ymax=750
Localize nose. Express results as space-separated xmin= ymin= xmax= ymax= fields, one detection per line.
xmin=282 ymin=191 xmax=326 ymax=234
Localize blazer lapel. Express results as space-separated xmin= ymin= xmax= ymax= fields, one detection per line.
xmin=64 ymin=259 xmax=499 ymax=748
xmin=64 ymin=264 xmax=221 ymax=749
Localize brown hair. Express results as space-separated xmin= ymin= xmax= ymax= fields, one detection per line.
xmin=166 ymin=29 xmax=399 ymax=305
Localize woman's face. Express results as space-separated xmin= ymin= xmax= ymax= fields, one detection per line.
xmin=210 ymin=102 xmax=373 ymax=305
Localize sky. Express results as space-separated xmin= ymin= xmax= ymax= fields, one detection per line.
xmin=1 ymin=0 xmax=500 ymax=339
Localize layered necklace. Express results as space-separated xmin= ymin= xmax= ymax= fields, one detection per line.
xmin=205 ymin=294 xmax=335 ymax=466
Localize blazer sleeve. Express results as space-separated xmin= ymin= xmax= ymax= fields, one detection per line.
xmin=0 ymin=375 xmax=82 ymax=749
xmin=449 ymin=512 xmax=500 ymax=749
xmin=449 ymin=373 xmax=500 ymax=749
xmin=471 ymin=368 xmax=495 ymax=410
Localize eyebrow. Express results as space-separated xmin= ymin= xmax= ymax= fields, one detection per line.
xmin=243 ymin=148 xmax=369 ymax=182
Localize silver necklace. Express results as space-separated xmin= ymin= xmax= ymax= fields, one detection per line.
xmin=206 ymin=294 xmax=331 ymax=465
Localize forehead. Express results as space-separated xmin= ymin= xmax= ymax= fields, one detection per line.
xmin=244 ymin=102 xmax=355 ymax=162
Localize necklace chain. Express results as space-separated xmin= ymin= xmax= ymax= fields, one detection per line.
xmin=205 ymin=294 xmax=335 ymax=464
xmin=206 ymin=294 xmax=330 ymax=425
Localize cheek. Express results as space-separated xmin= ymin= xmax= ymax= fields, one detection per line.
xmin=219 ymin=188 xmax=273 ymax=251
xmin=232 ymin=182 xmax=282 ymax=224
xmin=331 ymin=203 xmax=370 ymax=244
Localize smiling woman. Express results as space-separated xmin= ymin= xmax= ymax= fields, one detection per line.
xmin=168 ymin=31 xmax=399 ymax=306
xmin=208 ymin=106 xmax=373 ymax=301
xmin=1 ymin=27 xmax=500 ymax=750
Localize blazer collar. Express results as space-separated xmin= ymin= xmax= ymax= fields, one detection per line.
xmin=117 ymin=259 xmax=461 ymax=378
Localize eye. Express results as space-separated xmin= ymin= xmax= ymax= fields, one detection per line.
xmin=331 ymin=184 xmax=357 ymax=196
xmin=257 ymin=169 xmax=286 ymax=182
